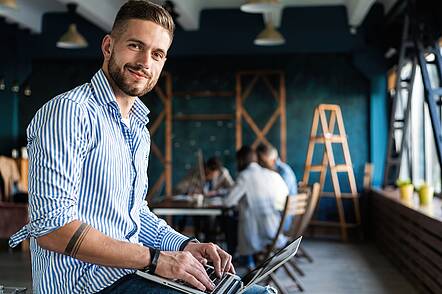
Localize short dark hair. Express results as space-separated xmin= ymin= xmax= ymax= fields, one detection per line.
xmin=112 ymin=0 xmax=175 ymax=41
xmin=236 ymin=146 xmax=257 ymax=172
xmin=205 ymin=157 xmax=222 ymax=172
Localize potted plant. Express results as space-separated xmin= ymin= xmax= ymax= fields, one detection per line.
xmin=417 ymin=182 xmax=434 ymax=206
xmin=396 ymin=179 xmax=414 ymax=203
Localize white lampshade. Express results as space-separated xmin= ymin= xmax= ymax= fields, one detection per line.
xmin=0 ymin=0 xmax=17 ymax=9
xmin=240 ymin=0 xmax=281 ymax=13
xmin=56 ymin=24 xmax=88 ymax=49
xmin=254 ymin=22 xmax=285 ymax=46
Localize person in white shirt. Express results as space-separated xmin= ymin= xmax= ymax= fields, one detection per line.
xmin=224 ymin=146 xmax=288 ymax=268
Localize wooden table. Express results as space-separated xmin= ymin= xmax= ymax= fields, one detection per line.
xmin=150 ymin=198 xmax=224 ymax=216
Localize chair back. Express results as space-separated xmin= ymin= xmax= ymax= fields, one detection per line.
xmin=264 ymin=190 xmax=310 ymax=258
xmin=291 ymin=182 xmax=320 ymax=238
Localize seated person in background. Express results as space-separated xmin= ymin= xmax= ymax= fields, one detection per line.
xmin=203 ymin=157 xmax=234 ymax=197
xmin=256 ymin=144 xmax=298 ymax=198
xmin=224 ymin=146 xmax=288 ymax=268
xmin=173 ymin=156 xmax=234 ymax=197
xmin=256 ymin=143 xmax=298 ymax=230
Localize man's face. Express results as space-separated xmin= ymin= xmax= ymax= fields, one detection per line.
xmin=106 ymin=19 xmax=171 ymax=97
xmin=205 ymin=169 xmax=220 ymax=181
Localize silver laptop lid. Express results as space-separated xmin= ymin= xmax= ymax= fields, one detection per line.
xmin=241 ymin=236 xmax=302 ymax=288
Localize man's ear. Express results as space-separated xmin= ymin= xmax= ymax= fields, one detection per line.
xmin=101 ymin=34 xmax=113 ymax=60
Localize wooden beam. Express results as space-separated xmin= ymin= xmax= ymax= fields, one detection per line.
xmin=147 ymin=172 xmax=165 ymax=203
xmin=241 ymin=75 xmax=260 ymax=102
xmin=155 ymin=86 xmax=167 ymax=104
xmin=262 ymin=75 xmax=278 ymax=101
xmin=151 ymin=142 xmax=165 ymax=165
xmin=149 ymin=110 xmax=165 ymax=136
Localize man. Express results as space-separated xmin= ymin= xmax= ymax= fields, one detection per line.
xmin=256 ymin=144 xmax=298 ymax=197
xmin=224 ymin=146 xmax=288 ymax=269
xmin=256 ymin=143 xmax=298 ymax=230
xmin=173 ymin=156 xmax=234 ymax=197
xmin=9 ymin=2 xmax=274 ymax=293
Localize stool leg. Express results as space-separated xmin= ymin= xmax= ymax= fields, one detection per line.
xmin=288 ymin=259 xmax=305 ymax=276
xmin=282 ymin=264 xmax=304 ymax=292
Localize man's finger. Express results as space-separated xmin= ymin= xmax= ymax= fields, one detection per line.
xmin=204 ymin=243 xmax=222 ymax=276
xmin=185 ymin=262 xmax=214 ymax=291
xmin=215 ymin=246 xmax=233 ymax=275
xmin=180 ymin=272 xmax=207 ymax=292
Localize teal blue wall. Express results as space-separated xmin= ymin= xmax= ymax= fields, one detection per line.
xmin=0 ymin=4 xmax=389 ymax=222
xmin=21 ymin=53 xmax=369 ymax=222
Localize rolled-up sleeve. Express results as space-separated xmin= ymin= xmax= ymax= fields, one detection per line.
xmin=26 ymin=97 xmax=89 ymax=239
xmin=223 ymin=173 xmax=247 ymax=208
xmin=138 ymin=202 xmax=188 ymax=251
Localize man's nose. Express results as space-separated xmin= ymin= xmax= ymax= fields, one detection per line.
xmin=138 ymin=51 xmax=152 ymax=69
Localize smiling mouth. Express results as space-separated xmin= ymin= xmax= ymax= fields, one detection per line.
xmin=127 ymin=67 xmax=148 ymax=80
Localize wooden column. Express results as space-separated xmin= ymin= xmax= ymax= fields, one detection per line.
xmin=235 ymin=70 xmax=286 ymax=160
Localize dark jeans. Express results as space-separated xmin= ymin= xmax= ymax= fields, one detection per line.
xmin=98 ymin=273 xmax=276 ymax=294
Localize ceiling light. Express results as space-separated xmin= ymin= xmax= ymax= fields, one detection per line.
xmin=0 ymin=0 xmax=17 ymax=9
xmin=240 ymin=0 xmax=281 ymax=14
xmin=56 ymin=24 xmax=88 ymax=49
xmin=254 ymin=22 xmax=285 ymax=46
xmin=11 ymin=80 xmax=19 ymax=93
xmin=0 ymin=77 xmax=5 ymax=90
xmin=56 ymin=3 xmax=88 ymax=49
xmin=23 ymin=83 xmax=31 ymax=96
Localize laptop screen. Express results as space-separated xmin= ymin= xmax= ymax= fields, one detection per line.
xmin=241 ymin=236 xmax=302 ymax=287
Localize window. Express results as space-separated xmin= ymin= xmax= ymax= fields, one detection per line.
xmin=399 ymin=47 xmax=442 ymax=194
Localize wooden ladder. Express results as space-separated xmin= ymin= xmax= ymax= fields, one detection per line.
xmin=302 ymin=104 xmax=360 ymax=241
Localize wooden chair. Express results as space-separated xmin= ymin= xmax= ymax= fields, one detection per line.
xmin=291 ymin=183 xmax=321 ymax=264
xmin=258 ymin=186 xmax=313 ymax=292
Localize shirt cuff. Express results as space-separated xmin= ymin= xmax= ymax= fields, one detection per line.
xmin=159 ymin=229 xmax=189 ymax=251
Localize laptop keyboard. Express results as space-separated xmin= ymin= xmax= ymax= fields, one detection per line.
xmin=204 ymin=266 xmax=240 ymax=294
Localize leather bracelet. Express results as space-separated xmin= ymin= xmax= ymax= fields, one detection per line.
xmin=179 ymin=237 xmax=200 ymax=251
xmin=144 ymin=248 xmax=160 ymax=274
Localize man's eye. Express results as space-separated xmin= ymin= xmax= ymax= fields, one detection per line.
xmin=129 ymin=43 xmax=141 ymax=50
xmin=153 ymin=52 xmax=164 ymax=60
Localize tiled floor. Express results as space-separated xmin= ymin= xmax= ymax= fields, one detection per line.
xmin=0 ymin=239 xmax=418 ymax=293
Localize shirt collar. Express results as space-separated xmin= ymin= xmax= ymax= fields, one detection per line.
xmin=91 ymin=69 xmax=150 ymax=125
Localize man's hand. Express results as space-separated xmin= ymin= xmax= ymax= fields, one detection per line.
xmin=184 ymin=242 xmax=235 ymax=277
xmin=155 ymin=251 xmax=215 ymax=292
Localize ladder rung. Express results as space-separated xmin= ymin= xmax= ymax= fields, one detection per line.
xmin=321 ymin=192 xmax=358 ymax=198
xmin=332 ymin=164 xmax=350 ymax=172
xmin=310 ymin=135 xmax=345 ymax=143
xmin=306 ymin=165 xmax=325 ymax=172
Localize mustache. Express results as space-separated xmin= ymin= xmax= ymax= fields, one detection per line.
xmin=125 ymin=64 xmax=152 ymax=79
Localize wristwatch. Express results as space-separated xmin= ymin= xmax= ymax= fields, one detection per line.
xmin=179 ymin=237 xmax=200 ymax=251
xmin=143 ymin=248 xmax=160 ymax=274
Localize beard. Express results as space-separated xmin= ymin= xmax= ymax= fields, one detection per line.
xmin=108 ymin=52 xmax=158 ymax=97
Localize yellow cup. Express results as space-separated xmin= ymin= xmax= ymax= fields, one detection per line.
xmin=399 ymin=184 xmax=414 ymax=203
xmin=418 ymin=186 xmax=434 ymax=206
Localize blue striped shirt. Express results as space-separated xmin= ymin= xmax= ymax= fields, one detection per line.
xmin=9 ymin=70 xmax=188 ymax=293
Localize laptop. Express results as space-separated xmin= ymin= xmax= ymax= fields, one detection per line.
xmin=136 ymin=236 xmax=302 ymax=294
